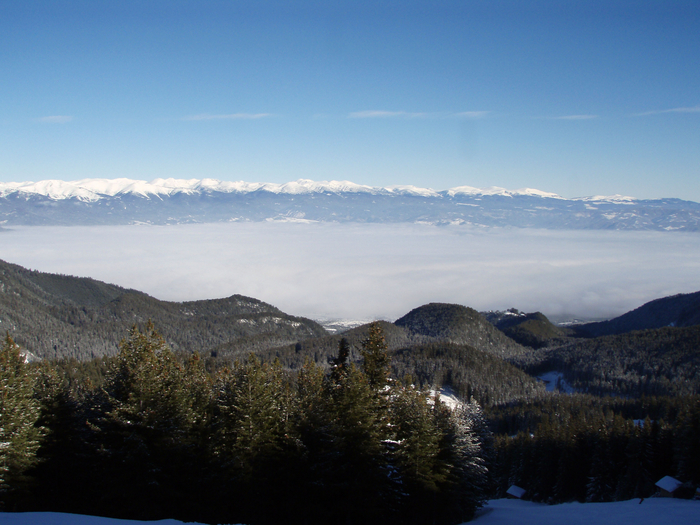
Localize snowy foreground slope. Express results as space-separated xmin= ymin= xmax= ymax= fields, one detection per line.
xmin=1 ymin=499 xmax=698 ymax=525
xmin=0 ymin=514 xmax=216 ymax=525
xmin=472 ymin=499 xmax=698 ymax=525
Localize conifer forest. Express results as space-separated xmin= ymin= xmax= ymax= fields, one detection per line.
xmin=1 ymin=261 xmax=699 ymax=524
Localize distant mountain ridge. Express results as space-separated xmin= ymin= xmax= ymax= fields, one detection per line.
xmin=2 ymin=177 xmax=699 ymax=230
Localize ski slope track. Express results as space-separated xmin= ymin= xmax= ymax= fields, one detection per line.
xmin=1 ymin=178 xmax=699 ymax=231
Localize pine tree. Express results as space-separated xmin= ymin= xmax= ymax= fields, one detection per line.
xmin=211 ymin=354 xmax=292 ymax=523
xmin=392 ymin=385 xmax=446 ymax=523
xmin=361 ymin=322 xmax=391 ymax=392
xmin=0 ymin=334 xmax=44 ymax=508
xmin=674 ymin=398 xmax=700 ymax=484
xmin=330 ymin=337 xmax=351 ymax=384
xmin=326 ymin=361 xmax=396 ymax=524
xmin=94 ymin=322 xmax=203 ymax=519
xmin=434 ymin=399 xmax=488 ymax=522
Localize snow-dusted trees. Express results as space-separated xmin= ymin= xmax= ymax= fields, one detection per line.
xmin=0 ymin=334 xmax=44 ymax=507
xmin=2 ymin=322 xmax=492 ymax=524
xmin=93 ymin=322 xmax=212 ymax=520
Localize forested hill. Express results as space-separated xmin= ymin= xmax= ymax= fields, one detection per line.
xmin=0 ymin=259 xmax=326 ymax=360
xmin=573 ymin=290 xmax=700 ymax=337
xmin=395 ymin=303 xmax=529 ymax=359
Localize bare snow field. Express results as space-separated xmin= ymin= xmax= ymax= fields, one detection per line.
xmin=1 ymin=499 xmax=698 ymax=525
xmin=473 ymin=498 xmax=699 ymax=525
xmin=1 ymin=223 xmax=699 ymax=321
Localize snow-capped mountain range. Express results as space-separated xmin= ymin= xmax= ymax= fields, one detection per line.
xmin=1 ymin=178 xmax=698 ymax=231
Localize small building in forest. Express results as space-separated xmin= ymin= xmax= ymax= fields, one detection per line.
xmin=655 ymin=476 xmax=682 ymax=497
xmin=506 ymin=485 xmax=527 ymax=499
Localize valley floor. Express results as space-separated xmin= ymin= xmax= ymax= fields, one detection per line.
xmin=1 ymin=498 xmax=698 ymax=525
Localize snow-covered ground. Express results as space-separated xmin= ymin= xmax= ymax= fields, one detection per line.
xmin=0 ymin=514 xmax=212 ymax=525
xmin=2 ymin=499 xmax=696 ymax=525
xmin=537 ymin=371 xmax=576 ymax=393
xmin=472 ymin=498 xmax=698 ymax=525
xmin=0 ymin=498 xmax=700 ymax=525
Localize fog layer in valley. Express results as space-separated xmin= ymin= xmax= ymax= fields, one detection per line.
xmin=1 ymin=223 xmax=698 ymax=322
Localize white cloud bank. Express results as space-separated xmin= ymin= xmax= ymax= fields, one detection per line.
xmin=1 ymin=223 xmax=698 ymax=322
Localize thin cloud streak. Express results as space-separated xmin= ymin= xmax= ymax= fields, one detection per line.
xmin=36 ymin=116 xmax=73 ymax=123
xmin=1 ymin=224 xmax=698 ymax=323
xmin=348 ymin=110 xmax=489 ymax=119
xmin=633 ymin=105 xmax=700 ymax=116
xmin=456 ymin=111 xmax=489 ymax=119
xmin=349 ymin=110 xmax=418 ymax=118
xmin=183 ymin=113 xmax=273 ymax=121
xmin=538 ymin=115 xmax=598 ymax=120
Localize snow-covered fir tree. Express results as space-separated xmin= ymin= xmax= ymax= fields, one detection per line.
xmin=0 ymin=334 xmax=44 ymax=508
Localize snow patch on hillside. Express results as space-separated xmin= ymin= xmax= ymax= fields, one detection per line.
xmin=537 ymin=371 xmax=576 ymax=393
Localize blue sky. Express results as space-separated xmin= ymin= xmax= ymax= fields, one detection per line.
xmin=2 ymin=0 xmax=699 ymax=200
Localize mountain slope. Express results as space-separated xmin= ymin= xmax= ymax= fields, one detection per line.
xmin=394 ymin=303 xmax=529 ymax=359
xmin=1 ymin=178 xmax=699 ymax=230
xmin=533 ymin=325 xmax=700 ymax=397
xmin=0 ymin=259 xmax=326 ymax=360
xmin=574 ymin=290 xmax=700 ymax=337
xmin=483 ymin=309 xmax=571 ymax=348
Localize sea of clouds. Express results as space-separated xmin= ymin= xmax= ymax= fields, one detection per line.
xmin=1 ymin=223 xmax=699 ymax=322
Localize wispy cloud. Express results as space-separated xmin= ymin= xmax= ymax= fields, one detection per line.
xmin=633 ymin=105 xmax=700 ymax=117
xmin=538 ymin=114 xmax=599 ymax=121
xmin=183 ymin=113 xmax=273 ymax=121
xmin=349 ymin=110 xmax=418 ymax=118
xmin=37 ymin=115 xmax=73 ymax=123
xmin=348 ymin=110 xmax=489 ymax=119
xmin=456 ymin=111 xmax=489 ymax=119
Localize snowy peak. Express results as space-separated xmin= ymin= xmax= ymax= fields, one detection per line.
xmin=1 ymin=177 xmax=698 ymax=231
xmin=575 ymin=194 xmax=638 ymax=205
xmin=446 ymin=185 xmax=564 ymax=199
xmin=0 ymin=177 xmax=585 ymax=201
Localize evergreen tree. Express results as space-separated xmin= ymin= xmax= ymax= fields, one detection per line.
xmin=330 ymin=337 xmax=351 ymax=384
xmin=434 ymin=399 xmax=488 ymax=523
xmin=93 ymin=322 xmax=203 ymax=519
xmin=674 ymin=398 xmax=700 ymax=484
xmin=211 ymin=354 xmax=293 ymax=523
xmin=327 ymin=361 xmax=396 ymax=524
xmin=0 ymin=334 xmax=44 ymax=509
xmin=361 ymin=322 xmax=391 ymax=392
xmin=586 ymin=432 xmax=613 ymax=502
xmin=392 ymin=386 xmax=446 ymax=523
xmin=24 ymin=361 xmax=97 ymax=515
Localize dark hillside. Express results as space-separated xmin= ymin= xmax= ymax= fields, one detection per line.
xmin=0 ymin=259 xmax=326 ymax=360
xmin=574 ymin=290 xmax=700 ymax=337
xmin=483 ymin=309 xmax=570 ymax=348
xmin=395 ymin=303 xmax=529 ymax=358
xmin=530 ymin=325 xmax=700 ymax=397
xmin=390 ymin=343 xmax=545 ymax=406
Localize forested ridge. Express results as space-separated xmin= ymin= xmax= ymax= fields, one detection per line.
xmin=0 ymin=259 xmax=326 ymax=361
xmin=1 ymin=260 xmax=700 ymax=523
